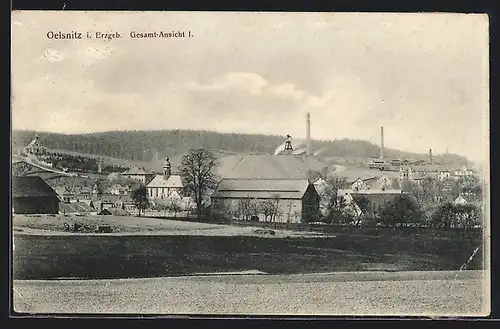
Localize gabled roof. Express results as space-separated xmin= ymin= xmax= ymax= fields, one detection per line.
xmin=146 ymin=174 xmax=183 ymax=188
xmin=74 ymin=186 xmax=92 ymax=194
xmin=212 ymin=178 xmax=312 ymax=199
xmin=217 ymin=154 xmax=332 ymax=180
xmin=95 ymin=194 xmax=133 ymax=203
xmin=13 ymin=176 xmax=58 ymax=198
xmin=26 ymin=137 xmax=42 ymax=148
xmin=121 ymin=167 xmax=153 ymax=175
xmin=331 ymin=167 xmax=400 ymax=183
xmin=59 ymin=202 xmax=95 ymax=213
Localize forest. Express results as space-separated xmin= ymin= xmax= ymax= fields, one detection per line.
xmin=12 ymin=129 xmax=470 ymax=166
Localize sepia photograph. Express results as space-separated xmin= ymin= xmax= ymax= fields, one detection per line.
xmin=11 ymin=11 xmax=490 ymax=316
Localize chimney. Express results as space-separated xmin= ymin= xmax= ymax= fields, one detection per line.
xmin=380 ymin=126 xmax=384 ymax=160
xmin=306 ymin=112 xmax=311 ymax=156
xmin=429 ymin=149 xmax=433 ymax=164
xmin=163 ymin=157 xmax=171 ymax=180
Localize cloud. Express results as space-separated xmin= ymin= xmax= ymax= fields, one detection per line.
xmin=187 ymin=72 xmax=268 ymax=96
xmin=187 ymin=72 xmax=310 ymax=103
xmin=10 ymin=12 xmax=488 ymax=162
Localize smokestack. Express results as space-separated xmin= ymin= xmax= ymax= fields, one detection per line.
xmin=429 ymin=149 xmax=433 ymax=164
xmin=380 ymin=126 xmax=384 ymax=160
xmin=306 ymin=113 xmax=311 ymax=156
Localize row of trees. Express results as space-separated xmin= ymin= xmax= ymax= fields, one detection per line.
xmin=211 ymin=196 xmax=301 ymax=223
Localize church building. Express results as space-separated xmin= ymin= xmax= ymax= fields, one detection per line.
xmin=146 ymin=157 xmax=184 ymax=199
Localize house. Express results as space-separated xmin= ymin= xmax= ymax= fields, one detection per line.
xmin=399 ymin=164 xmax=413 ymax=180
xmin=374 ymin=174 xmax=393 ymax=191
xmin=12 ymin=176 xmax=59 ymax=214
xmin=121 ymin=167 xmax=155 ymax=184
xmin=23 ymin=134 xmax=47 ymax=156
xmin=54 ymin=185 xmax=95 ymax=202
xmin=453 ymin=165 xmax=475 ymax=179
xmin=108 ymin=183 xmax=132 ymax=195
xmin=454 ymin=195 xmax=468 ymax=205
xmin=211 ymin=178 xmax=320 ymax=223
xmin=350 ymin=178 xmax=371 ymax=192
xmin=55 ymin=186 xmax=73 ymax=202
xmin=73 ymin=186 xmax=93 ymax=201
xmin=438 ymin=170 xmax=452 ymax=181
xmin=146 ymin=157 xmax=183 ymax=199
xmin=93 ymin=194 xmax=136 ymax=213
xmin=368 ymin=158 xmax=389 ymax=170
xmin=344 ymin=174 xmax=397 ymax=193
xmin=59 ymin=201 xmax=97 ymax=215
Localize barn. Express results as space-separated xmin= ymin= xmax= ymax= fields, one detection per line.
xmin=12 ymin=176 xmax=60 ymax=214
xmin=211 ymin=178 xmax=320 ymax=223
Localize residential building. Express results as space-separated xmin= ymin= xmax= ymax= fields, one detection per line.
xmin=55 ymin=186 xmax=73 ymax=202
xmin=23 ymin=134 xmax=47 ymax=156
xmin=453 ymin=195 xmax=468 ymax=205
xmin=12 ymin=176 xmax=59 ymax=214
xmin=368 ymin=158 xmax=389 ymax=170
xmin=211 ymin=178 xmax=320 ymax=223
xmin=350 ymin=178 xmax=371 ymax=191
xmin=59 ymin=201 xmax=97 ymax=215
xmin=121 ymin=167 xmax=155 ymax=185
xmin=399 ymin=163 xmax=413 ymax=180
xmin=146 ymin=157 xmax=184 ymax=199
xmin=108 ymin=183 xmax=132 ymax=195
xmin=438 ymin=170 xmax=452 ymax=181
xmin=93 ymin=194 xmax=136 ymax=213
xmin=453 ymin=165 xmax=475 ymax=179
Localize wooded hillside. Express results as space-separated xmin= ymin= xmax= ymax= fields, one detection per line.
xmin=12 ymin=129 xmax=470 ymax=167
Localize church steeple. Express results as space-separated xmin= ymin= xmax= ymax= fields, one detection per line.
xmin=163 ymin=157 xmax=171 ymax=180
xmin=284 ymin=135 xmax=293 ymax=152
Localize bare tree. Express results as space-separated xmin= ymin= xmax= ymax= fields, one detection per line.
xmin=321 ymin=176 xmax=349 ymax=224
xmin=271 ymin=194 xmax=282 ymax=222
xmin=259 ymin=194 xmax=282 ymax=223
xmin=238 ymin=195 xmax=254 ymax=221
xmin=180 ymin=148 xmax=219 ymax=219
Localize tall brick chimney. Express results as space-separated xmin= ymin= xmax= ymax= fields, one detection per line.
xmin=380 ymin=126 xmax=384 ymax=160
xmin=306 ymin=112 xmax=311 ymax=156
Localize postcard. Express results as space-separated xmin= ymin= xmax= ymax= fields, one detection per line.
xmin=11 ymin=11 xmax=490 ymax=317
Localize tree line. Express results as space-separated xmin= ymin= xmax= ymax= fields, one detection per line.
xmin=319 ymin=175 xmax=483 ymax=229
xmin=12 ymin=129 xmax=469 ymax=166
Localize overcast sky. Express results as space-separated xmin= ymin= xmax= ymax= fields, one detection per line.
xmin=11 ymin=11 xmax=489 ymax=163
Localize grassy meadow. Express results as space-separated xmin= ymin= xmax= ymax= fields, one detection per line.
xmin=12 ymin=215 xmax=483 ymax=279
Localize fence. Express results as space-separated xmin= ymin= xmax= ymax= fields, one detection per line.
xmin=131 ymin=209 xmax=196 ymax=219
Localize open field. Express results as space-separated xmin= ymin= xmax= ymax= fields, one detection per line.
xmin=13 ymin=214 xmax=324 ymax=237
xmin=12 ymin=216 xmax=483 ymax=279
xmin=12 ymin=271 xmax=489 ymax=316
